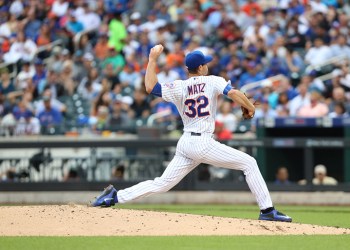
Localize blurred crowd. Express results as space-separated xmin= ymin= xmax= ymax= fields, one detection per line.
xmin=1 ymin=0 xmax=350 ymax=137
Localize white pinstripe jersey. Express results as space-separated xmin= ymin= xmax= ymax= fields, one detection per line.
xmin=161 ymin=75 xmax=229 ymax=134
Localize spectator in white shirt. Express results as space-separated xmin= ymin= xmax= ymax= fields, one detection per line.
xmin=288 ymin=82 xmax=311 ymax=116
xmin=0 ymin=20 xmax=11 ymax=42
xmin=3 ymin=32 xmax=38 ymax=63
xmin=16 ymin=61 xmax=35 ymax=90
xmin=227 ymin=0 xmax=251 ymax=30
xmin=52 ymin=0 xmax=69 ymax=17
xmin=127 ymin=12 xmax=142 ymax=34
xmin=77 ymin=3 xmax=101 ymax=32
xmin=216 ymin=100 xmax=238 ymax=132
xmin=331 ymin=34 xmax=350 ymax=61
xmin=310 ymin=0 xmax=328 ymax=14
xmin=9 ymin=0 xmax=24 ymax=17
xmin=34 ymin=89 xmax=66 ymax=116
xmin=140 ymin=10 xmax=166 ymax=32
xmin=157 ymin=64 xmax=180 ymax=84
xmin=305 ymin=37 xmax=332 ymax=66
xmin=119 ymin=63 xmax=142 ymax=89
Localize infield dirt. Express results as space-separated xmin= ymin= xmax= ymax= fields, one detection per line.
xmin=0 ymin=205 xmax=349 ymax=236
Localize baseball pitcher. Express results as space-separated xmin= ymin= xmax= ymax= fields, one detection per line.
xmin=92 ymin=44 xmax=292 ymax=222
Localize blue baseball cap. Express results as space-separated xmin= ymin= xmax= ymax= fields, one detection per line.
xmin=185 ymin=51 xmax=213 ymax=70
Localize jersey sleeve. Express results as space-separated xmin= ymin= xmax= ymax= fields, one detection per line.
xmin=214 ymin=76 xmax=232 ymax=96
xmin=161 ymin=81 xmax=180 ymax=103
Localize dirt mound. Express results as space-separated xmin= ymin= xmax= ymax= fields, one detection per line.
xmin=0 ymin=205 xmax=349 ymax=236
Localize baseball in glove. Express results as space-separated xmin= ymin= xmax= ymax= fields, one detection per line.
xmin=241 ymin=94 xmax=259 ymax=120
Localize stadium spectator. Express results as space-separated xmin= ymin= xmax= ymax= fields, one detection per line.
xmin=90 ymin=90 xmax=112 ymax=117
xmin=77 ymin=3 xmax=101 ymax=32
xmin=35 ymin=22 xmax=53 ymax=48
xmin=214 ymin=120 xmax=232 ymax=140
xmin=312 ymin=164 xmax=338 ymax=185
xmin=3 ymin=32 xmax=37 ymax=63
xmin=32 ymin=59 xmax=47 ymax=97
xmin=109 ymin=98 xmax=133 ymax=129
xmin=51 ymin=0 xmax=69 ymax=18
xmin=130 ymin=89 xmax=150 ymax=119
xmin=241 ymin=0 xmax=262 ymax=17
xmin=331 ymin=34 xmax=350 ymax=60
xmin=216 ymin=100 xmax=238 ymax=133
xmin=35 ymin=88 xmax=66 ymax=116
xmin=297 ymin=89 xmax=329 ymax=117
xmin=152 ymin=98 xmax=179 ymax=127
xmin=328 ymin=101 xmax=349 ymax=118
xmin=276 ymin=92 xmax=290 ymax=117
xmin=157 ymin=64 xmax=180 ymax=84
xmin=77 ymin=67 xmax=102 ymax=100
xmin=289 ymin=82 xmax=311 ymax=117
xmin=90 ymin=105 xmax=110 ymax=132
xmin=127 ymin=11 xmax=142 ymax=34
xmin=23 ymin=9 xmax=42 ymax=41
xmin=327 ymin=87 xmax=350 ymax=113
xmin=0 ymin=68 xmax=15 ymax=95
xmin=101 ymin=47 xmax=125 ymax=72
xmin=251 ymin=98 xmax=277 ymax=132
xmin=94 ymin=33 xmax=110 ymax=60
xmin=65 ymin=11 xmax=84 ymax=35
xmin=119 ymin=63 xmax=142 ymax=89
xmin=12 ymin=99 xmax=40 ymax=135
xmin=274 ymin=167 xmax=292 ymax=185
xmin=108 ymin=12 xmax=127 ymax=52
xmin=111 ymin=164 xmax=125 ymax=181
xmin=239 ymin=61 xmax=265 ymax=89
xmin=46 ymin=46 xmax=64 ymax=73
xmin=305 ymin=37 xmax=332 ymax=66
xmin=16 ymin=61 xmax=35 ymax=91
xmin=285 ymin=17 xmax=306 ymax=51
xmin=37 ymin=95 xmax=63 ymax=131
xmin=9 ymin=0 xmax=24 ymax=17
xmin=60 ymin=60 xmax=76 ymax=96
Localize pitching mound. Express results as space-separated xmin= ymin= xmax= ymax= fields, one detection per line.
xmin=0 ymin=205 xmax=349 ymax=236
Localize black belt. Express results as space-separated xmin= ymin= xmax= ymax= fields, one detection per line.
xmin=191 ymin=132 xmax=201 ymax=136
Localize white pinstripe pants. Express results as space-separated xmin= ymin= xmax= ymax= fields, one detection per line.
xmin=117 ymin=132 xmax=273 ymax=209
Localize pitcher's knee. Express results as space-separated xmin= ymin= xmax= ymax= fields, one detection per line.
xmin=243 ymin=156 xmax=259 ymax=172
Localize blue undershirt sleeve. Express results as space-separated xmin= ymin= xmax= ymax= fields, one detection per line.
xmin=151 ymin=82 xmax=162 ymax=97
xmin=223 ymin=83 xmax=233 ymax=96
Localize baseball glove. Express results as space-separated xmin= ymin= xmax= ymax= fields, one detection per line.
xmin=241 ymin=94 xmax=259 ymax=120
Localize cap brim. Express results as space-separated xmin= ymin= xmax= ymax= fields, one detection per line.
xmin=204 ymin=55 xmax=213 ymax=64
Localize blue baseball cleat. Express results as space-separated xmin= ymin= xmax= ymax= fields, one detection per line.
xmin=91 ymin=184 xmax=118 ymax=207
xmin=259 ymin=209 xmax=292 ymax=222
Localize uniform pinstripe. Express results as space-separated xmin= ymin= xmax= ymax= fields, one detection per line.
xmin=117 ymin=75 xmax=273 ymax=210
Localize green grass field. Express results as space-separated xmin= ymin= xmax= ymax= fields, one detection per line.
xmin=1 ymin=204 xmax=350 ymax=250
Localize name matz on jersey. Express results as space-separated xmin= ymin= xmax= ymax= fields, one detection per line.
xmin=162 ymin=75 xmax=229 ymax=134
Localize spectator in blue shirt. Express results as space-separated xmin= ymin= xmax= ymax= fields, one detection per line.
xmin=23 ymin=10 xmax=42 ymax=41
xmin=66 ymin=11 xmax=84 ymax=35
xmin=287 ymin=0 xmax=305 ymax=17
xmin=12 ymin=100 xmax=33 ymax=121
xmin=37 ymin=96 xmax=63 ymax=127
xmin=274 ymin=167 xmax=292 ymax=185
xmin=32 ymin=59 xmax=47 ymax=97
xmin=265 ymin=57 xmax=289 ymax=78
xmin=239 ymin=61 xmax=265 ymax=89
xmin=152 ymin=99 xmax=179 ymax=127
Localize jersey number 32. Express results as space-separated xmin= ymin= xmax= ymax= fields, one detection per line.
xmin=184 ymin=96 xmax=210 ymax=118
